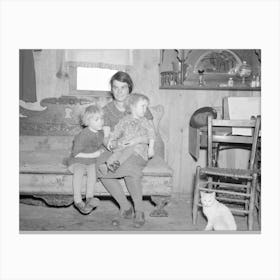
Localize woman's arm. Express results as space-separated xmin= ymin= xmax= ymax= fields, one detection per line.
xmin=102 ymin=126 xmax=111 ymax=147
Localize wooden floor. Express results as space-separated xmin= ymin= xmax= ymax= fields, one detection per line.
xmin=20 ymin=193 xmax=261 ymax=232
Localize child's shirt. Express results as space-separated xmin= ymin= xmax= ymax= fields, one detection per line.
xmin=68 ymin=127 xmax=104 ymax=166
xmin=110 ymin=115 xmax=156 ymax=161
xmin=103 ymin=101 xmax=153 ymax=130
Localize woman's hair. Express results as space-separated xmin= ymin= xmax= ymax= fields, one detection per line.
xmin=126 ymin=93 xmax=150 ymax=108
xmin=110 ymin=71 xmax=134 ymax=94
xmin=82 ymin=104 xmax=103 ymax=126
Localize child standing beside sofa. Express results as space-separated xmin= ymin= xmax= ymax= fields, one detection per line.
xmin=67 ymin=105 xmax=105 ymax=215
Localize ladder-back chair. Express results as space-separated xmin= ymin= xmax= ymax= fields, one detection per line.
xmin=192 ymin=115 xmax=261 ymax=230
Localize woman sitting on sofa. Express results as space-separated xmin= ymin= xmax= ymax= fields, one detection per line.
xmin=97 ymin=71 xmax=154 ymax=228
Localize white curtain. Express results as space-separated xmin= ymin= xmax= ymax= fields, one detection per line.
xmin=65 ymin=49 xmax=133 ymax=69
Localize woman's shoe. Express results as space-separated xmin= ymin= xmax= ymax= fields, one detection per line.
xmin=133 ymin=211 xmax=145 ymax=228
xmin=112 ymin=207 xmax=133 ymax=227
xmin=121 ymin=207 xmax=134 ymax=219
xmin=111 ymin=217 xmax=120 ymax=227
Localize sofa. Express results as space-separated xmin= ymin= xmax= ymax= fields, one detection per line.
xmin=19 ymin=96 xmax=173 ymax=216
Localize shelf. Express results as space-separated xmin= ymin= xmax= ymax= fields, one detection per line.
xmin=159 ymin=85 xmax=261 ymax=91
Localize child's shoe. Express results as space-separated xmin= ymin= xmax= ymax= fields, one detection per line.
xmin=84 ymin=197 xmax=100 ymax=214
xmin=98 ymin=163 xmax=108 ymax=175
xmin=107 ymin=163 xmax=115 ymax=173
xmin=74 ymin=201 xmax=88 ymax=215
xmin=113 ymin=160 xmax=120 ymax=169
xmin=107 ymin=161 xmax=121 ymax=173
xmin=111 ymin=217 xmax=120 ymax=227
xmin=133 ymin=211 xmax=145 ymax=228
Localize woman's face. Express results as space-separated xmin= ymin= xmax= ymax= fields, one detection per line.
xmin=112 ymin=80 xmax=130 ymax=102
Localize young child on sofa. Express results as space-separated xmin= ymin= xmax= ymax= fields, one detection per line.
xmin=99 ymin=93 xmax=156 ymax=174
xmin=67 ymin=105 xmax=105 ymax=215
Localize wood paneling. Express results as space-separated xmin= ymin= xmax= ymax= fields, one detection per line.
xmin=130 ymin=50 xmax=261 ymax=193
xmin=28 ymin=49 xmax=261 ymax=194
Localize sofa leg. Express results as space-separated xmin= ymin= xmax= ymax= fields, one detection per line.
xmin=33 ymin=194 xmax=74 ymax=207
xmin=150 ymin=195 xmax=170 ymax=217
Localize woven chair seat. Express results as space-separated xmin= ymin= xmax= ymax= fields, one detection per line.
xmin=200 ymin=167 xmax=256 ymax=179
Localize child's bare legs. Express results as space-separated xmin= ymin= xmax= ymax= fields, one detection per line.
xmin=71 ymin=163 xmax=99 ymax=214
xmin=71 ymin=163 xmax=85 ymax=204
xmin=85 ymin=164 xmax=100 ymax=209
xmin=85 ymin=164 xmax=96 ymax=199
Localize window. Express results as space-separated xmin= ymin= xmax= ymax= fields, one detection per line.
xmin=67 ymin=62 xmax=122 ymax=97
xmin=77 ymin=67 xmax=117 ymax=91
xmin=65 ymin=50 xmax=132 ymax=97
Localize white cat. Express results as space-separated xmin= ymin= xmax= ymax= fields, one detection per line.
xmin=200 ymin=191 xmax=237 ymax=231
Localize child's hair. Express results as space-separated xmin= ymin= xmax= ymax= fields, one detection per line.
xmin=110 ymin=71 xmax=134 ymax=94
xmin=126 ymin=93 xmax=150 ymax=108
xmin=82 ymin=105 xmax=103 ymax=126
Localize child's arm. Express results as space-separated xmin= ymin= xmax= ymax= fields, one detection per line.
xmin=102 ymin=126 xmax=111 ymax=147
xmin=148 ymin=138 xmax=155 ymax=159
xmin=146 ymin=119 xmax=156 ymax=158
xmin=72 ymin=130 xmax=104 ymax=159
xmin=75 ymin=149 xmax=104 ymax=159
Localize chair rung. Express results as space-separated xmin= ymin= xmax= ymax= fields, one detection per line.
xmin=202 ymin=181 xmax=250 ymax=189
xmin=229 ymin=208 xmax=249 ymax=214
xmin=201 ymin=167 xmax=254 ymax=179
xmin=216 ymin=197 xmax=247 ymax=204
xmin=199 ymin=187 xmax=251 ymax=197
xmin=196 ymin=203 xmax=249 ymax=214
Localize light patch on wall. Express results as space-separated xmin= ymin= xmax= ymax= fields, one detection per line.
xmin=77 ymin=67 xmax=118 ymax=91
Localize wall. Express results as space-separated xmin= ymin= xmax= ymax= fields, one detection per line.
xmin=32 ymin=49 xmax=133 ymax=102
xmin=33 ymin=50 xmax=62 ymax=101
xmin=29 ymin=49 xmax=261 ymax=194
xmin=65 ymin=49 xmax=133 ymax=65
xmin=129 ymin=49 xmax=261 ymax=193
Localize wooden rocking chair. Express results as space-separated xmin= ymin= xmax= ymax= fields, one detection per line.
xmin=192 ymin=115 xmax=261 ymax=230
